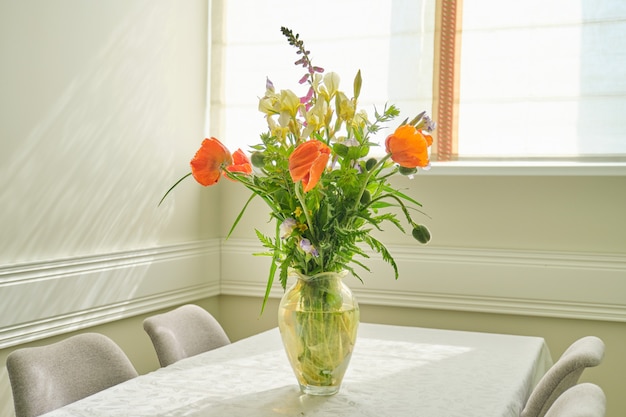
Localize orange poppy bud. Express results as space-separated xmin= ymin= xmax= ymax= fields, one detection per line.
xmin=289 ymin=140 xmax=331 ymax=192
xmin=225 ymin=149 xmax=253 ymax=176
xmin=190 ymin=137 xmax=232 ymax=186
xmin=385 ymin=125 xmax=432 ymax=169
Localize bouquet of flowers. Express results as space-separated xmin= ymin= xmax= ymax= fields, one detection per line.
xmin=162 ymin=27 xmax=434 ymax=312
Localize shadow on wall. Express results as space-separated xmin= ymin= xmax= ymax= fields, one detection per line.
xmin=0 ymin=0 xmax=186 ymax=265
xmin=0 ymin=0 xmax=209 ymax=403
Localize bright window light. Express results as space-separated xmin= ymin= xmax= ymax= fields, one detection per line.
xmin=217 ymin=0 xmax=435 ymax=154
xmin=458 ymin=0 xmax=626 ymax=159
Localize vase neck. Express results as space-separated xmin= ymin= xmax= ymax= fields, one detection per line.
xmin=290 ymin=270 xmax=348 ymax=283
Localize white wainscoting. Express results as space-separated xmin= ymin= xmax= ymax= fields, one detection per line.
xmin=0 ymin=240 xmax=220 ymax=349
xmin=221 ymin=238 xmax=626 ymax=323
xmin=2 ymin=238 xmax=623 ymax=348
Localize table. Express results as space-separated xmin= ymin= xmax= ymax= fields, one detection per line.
xmin=42 ymin=323 xmax=553 ymax=417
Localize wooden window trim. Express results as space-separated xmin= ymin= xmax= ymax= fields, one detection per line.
xmin=432 ymin=0 xmax=463 ymax=161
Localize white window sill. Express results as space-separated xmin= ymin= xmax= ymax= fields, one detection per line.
xmin=423 ymin=160 xmax=626 ymax=176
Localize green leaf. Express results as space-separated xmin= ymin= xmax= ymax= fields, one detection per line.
xmin=369 ymin=201 xmax=394 ymax=209
xmin=333 ymin=143 xmax=349 ymax=157
xmin=260 ymin=260 xmax=277 ymax=315
xmin=158 ymin=173 xmax=192 ymax=206
xmin=260 ymin=222 xmax=282 ymax=315
xmin=255 ymin=229 xmax=276 ymax=251
xmin=381 ymin=184 xmax=422 ymax=207
xmin=365 ymin=236 xmax=399 ymax=280
xmin=226 ymin=193 xmax=257 ymax=239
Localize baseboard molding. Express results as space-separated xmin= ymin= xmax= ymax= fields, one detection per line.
xmin=221 ymin=238 xmax=626 ymax=322
xmin=0 ymin=241 xmax=220 ymax=348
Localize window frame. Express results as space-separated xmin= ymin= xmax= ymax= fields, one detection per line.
xmin=431 ymin=0 xmax=626 ymax=175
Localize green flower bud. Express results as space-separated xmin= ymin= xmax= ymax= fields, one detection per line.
xmin=399 ymin=166 xmax=418 ymax=176
xmin=412 ymin=225 xmax=431 ymax=244
xmin=250 ymin=152 xmax=265 ymax=168
xmin=353 ymin=69 xmax=362 ymax=100
xmin=365 ymin=158 xmax=377 ymax=171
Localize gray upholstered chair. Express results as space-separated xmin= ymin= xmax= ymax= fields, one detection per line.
xmin=544 ymin=383 xmax=606 ymax=417
xmin=521 ymin=336 xmax=605 ymax=417
xmin=143 ymin=304 xmax=231 ymax=367
xmin=6 ymin=333 xmax=138 ymax=417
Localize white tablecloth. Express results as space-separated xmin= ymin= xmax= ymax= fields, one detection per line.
xmin=42 ymin=323 xmax=553 ymax=417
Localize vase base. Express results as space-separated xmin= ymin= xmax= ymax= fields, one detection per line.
xmin=300 ymin=384 xmax=340 ymax=396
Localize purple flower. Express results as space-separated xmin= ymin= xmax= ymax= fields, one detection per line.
xmin=299 ymin=238 xmax=319 ymax=257
xmin=423 ymin=115 xmax=437 ymax=133
xmin=280 ymin=218 xmax=297 ymax=239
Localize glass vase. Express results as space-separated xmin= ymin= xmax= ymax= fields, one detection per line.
xmin=277 ymin=269 xmax=360 ymax=396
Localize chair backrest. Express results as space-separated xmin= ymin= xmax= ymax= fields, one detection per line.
xmin=6 ymin=333 xmax=138 ymax=417
xmin=143 ymin=304 xmax=231 ymax=367
xmin=521 ymin=336 xmax=605 ymax=417
xmin=544 ymin=383 xmax=606 ymax=417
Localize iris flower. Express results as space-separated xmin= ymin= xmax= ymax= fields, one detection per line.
xmin=299 ymin=238 xmax=319 ymax=257
xmin=280 ymin=218 xmax=297 ymax=239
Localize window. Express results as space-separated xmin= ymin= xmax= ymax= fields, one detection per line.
xmin=214 ymin=0 xmax=626 ymax=171
xmin=447 ymin=0 xmax=626 ymax=161
xmin=215 ymin=0 xmax=435 ymax=155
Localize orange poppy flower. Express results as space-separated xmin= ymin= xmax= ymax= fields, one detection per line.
xmin=190 ymin=137 xmax=232 ymax=186
xmin=289 ymin=140 xmax=331 ymax=192
xmin=225 ymin=149 xmax=253 ymax=176
xmin=385 ymin=125 xmax=432 ymax=168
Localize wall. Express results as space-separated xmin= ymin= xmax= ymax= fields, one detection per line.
xmin=0 ymin=1 xmax=216 ymax=415
xmin=0 ymin=0 xmax=217 ymax=342
xmin=220 ymin=174 xmax=626 ymax=323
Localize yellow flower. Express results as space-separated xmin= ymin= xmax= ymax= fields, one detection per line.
xmin=319 ymin=72 xmax=340 ymax=101
xmin=350 ymin=109 xmax=369 ymax=130
xmin=335 ymin=91 xmax=355 ymax=122
xmin=259 ymin=95 xmax=278 ymax=115
xmin=258 ymin=79 xmax=280 ymax=116
xmin=279 ymin=89 xmax=301 ymax=117
xmin=302 ymin=99 xmax=328 ymax=138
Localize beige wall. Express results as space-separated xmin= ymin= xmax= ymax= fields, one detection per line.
xmin=220 ymin=174 xmax=626 ymax=254
xmin=0 ymin=0 xmax=213 ymax=264
xmin=0 ymin=1 xmax=214 ymax=416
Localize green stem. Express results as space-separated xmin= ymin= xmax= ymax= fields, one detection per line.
xmin=294 ymin=182 xmax=315 ymax=238
xmin=352 ymin=153 xmax=392 ymax=212
xmin=294 ymin=182 xmax=324 ymax=271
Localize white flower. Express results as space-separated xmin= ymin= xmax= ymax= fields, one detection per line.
xmin=280 ymin=218 xmax=297 ymax=239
